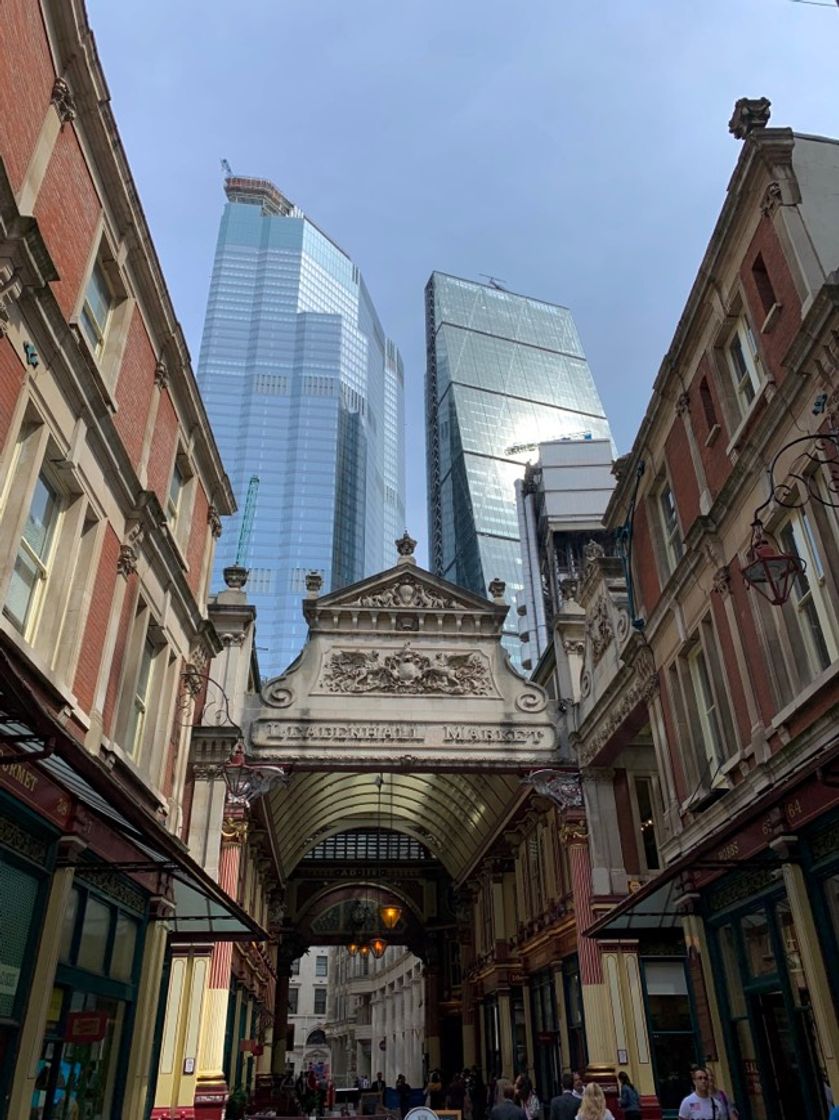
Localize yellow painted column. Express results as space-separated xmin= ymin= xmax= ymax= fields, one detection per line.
xmin=616 ymin=947 xmax=656 ymax=1096
xmin=781 ymin=861 xmax=839 ymax=1097
xmin=552 ymin=965 xmax=570 ymax=1074
xmin=7 ymin=840 xmax=83 ymax=1117
xmin=497 ymin=989 xmax=515 ymax=1078
xmin=680 ymin=911 xmax=733 ymax=1093
xmin=122 ymin=898 xmax=173 ymax=1119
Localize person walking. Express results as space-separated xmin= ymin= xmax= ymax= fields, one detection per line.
xmin=425 ymin=1069 xmax=445 ymax=1110
xmin=706 ymin=1069 xmax=737 ymax=1120
xmin=514 ymin=1075 xmax=541 ymax=1120
xmin=576 ymin=1084 xmax=614 ymax=1120
xmin=372 ymin=1073 xmax=387 ymax=1095
xmin=396 ymin=1074 xmax=412 ymax=1119
xmin=678 ymin=1068 xmax=720 ymax=1119
xmin=490 ymin=1084 xmax=527 ymax=1120
xmin=617 ymin=1073 xmax=641 ymax=1120
xmin=549 ymin=1074 xmax=580 ymax=1120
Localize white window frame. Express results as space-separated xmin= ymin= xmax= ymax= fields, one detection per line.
xmin=657 ymin=479 xmax=683 ymax=575
xmin=4 ymin=469 xmax=62 ymax=638
xmin=778 ymin=511 xmax=837 ymax=677
xmin=315 ymin=954 xmax=328 ymax=978
xmin=725 ymin=317 xmax=762 ymax=416
xmin=125 ymin=634 xmax=155 ymax=758
xmin=313 ymin=987 xmax=327 ymax=1016
xmin=79 ymin=260 xmax=114 ymax=359
xmin=687 ymin=641 xmax=724 ymax=773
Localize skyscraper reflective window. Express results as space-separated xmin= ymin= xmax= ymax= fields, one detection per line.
xmin=199 ymin=177 xmax=405 ymax=676
xmin=425 ymin=273 xmax=612 ymax=668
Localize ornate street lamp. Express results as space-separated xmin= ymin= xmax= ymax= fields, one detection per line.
xmin=222 ymin=741 xmax=289 ymax=807
xmin=740 ymin=520 xmax=805 ymax=607
xmin=379 ymin=904 xmax=402 ymax=930
xmin=370 ymin=937 xmax=387 ymax=960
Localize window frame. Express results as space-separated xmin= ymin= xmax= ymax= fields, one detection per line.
xmin=777 ymin=510 xmax=837 ymax=678
xmin=631 ymin=773 xmax=662 ymax=873
xmin=79 ymin=260 xmax=114 ymax=359
xmin=313 ymin=987 xmax=327 ymax=1016
xmin=656 ymin=476 xmax=683 ymax=577
xmin=4 ymin=468 xmax=62 ymax=637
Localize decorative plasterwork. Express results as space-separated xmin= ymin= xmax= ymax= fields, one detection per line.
xmin=318 ymin=645 xmax=494 ymax=697
xmin=712 ymin=564 xmax=732 ymax=595
xmin=0 ymin=259 xmax=23 ymax=336
xmin=575 ymin=647 xmax=659 ymax=767
xmin=50 ymin=77 xmax=76 ymax=123
xmin=358 ymin=576 xmax=457 ymax=611
xmin=586 ymin=595 xmax=613 ymax=665
xmin=207 ymin=505 xmax=222 ymax=539
xmin=760 ymin=181 xmax=783 ymax=218
xmin=524 ymin=770 xmax=583 ymax=811
xmin=154 ymin=359 xmax=168 ymax=390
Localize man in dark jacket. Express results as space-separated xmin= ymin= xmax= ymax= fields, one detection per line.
xmin=491 ymin=1085 xmax=526 ymax=1120
xmin=549 ymin=1074 xmax=580 ymax=1120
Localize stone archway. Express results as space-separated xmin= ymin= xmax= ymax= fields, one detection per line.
xmin=243 ymin=536 xmax=563 ymax=1082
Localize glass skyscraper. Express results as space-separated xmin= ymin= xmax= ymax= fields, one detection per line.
xmin=198 ymin=177 xmax=405 ymax=676
xmin=425 ymin=272 xmax=612 ymax=666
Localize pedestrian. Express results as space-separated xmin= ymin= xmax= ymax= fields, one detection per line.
xmin=617 ymin=1073 xmax=641 ymax=1120
xmin=425 ymin=1069 xmax=445 ymax=1110
xmin=705 ymin=1069 xmax=736 ymax=1120
xmin=490 ymin=1084 xmax=527 ymax=1120
xmin=447 ymin=1071 xmax=467 ymax=1113
xmin=468 ymin=1065 xmax=487 ymax=1120
xmin=514 ymin=1075 xmax=541 ymax=1120
xmin=549 ymin=1073 xmax=580 ymax=1120
xmin=372 ymin=1072 xmax=387 ymax=1095
xmin=576 ymin=1084 xmax=615 ymax=1120
xmin=678 ymin=1068 xmax=720 ymax=1119
xmin=396 ymin=1074 xmax=412 ymax=1119
xmin=572 ymin=1076 xmax=584 ymax=1101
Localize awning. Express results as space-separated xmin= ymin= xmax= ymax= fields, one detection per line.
xmin=0 ymin=644 xmax=265 ymax=942
xmin=587 ymin=876 xmax=684 ymax=938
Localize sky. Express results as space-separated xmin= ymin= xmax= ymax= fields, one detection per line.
xmin=87 ymin=0 xmax=837 ymax=567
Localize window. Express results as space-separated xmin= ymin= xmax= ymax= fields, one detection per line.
xmin=125 ymin=637 xmax=155 ymax=758
xmin=287 ymin=987 xmax=299 ymax=1015
xmin=672 ymin=618 xmax=737 ymax=791
xmin=751 ymin=254 xmax=777 ymax=318
xmin=688 ymin=642 xmax=725 ymax=772
xmin=633 ymin=775 xmax=661 ymax=871
xmin=657 ymin=480 xmax=683 ymax=574
xmin=699 ymin=377 xmax=718 ymax=433
xmin=726 ymin=318 xmax=762 ymax=415
xmin=167 ymin=459 xmax=185 ymax=526
xmin=315 ymin=954 xmax=328 ymax=977
xmin=313 ymin=988 xmax=327 ymax=1016
xmin=5 ymin=472 xmax=60 ymax=634
xmin=79 ymin=261 xmax=114 ymax=357
xmin=290 ymin=958 xmax=300 ymax=976
xmin=779 ymin=513 xmax=835 ymax=676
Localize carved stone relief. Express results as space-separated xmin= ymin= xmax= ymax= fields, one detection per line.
xmin=586 ymin=595 xmax=613 ymax=665
xmin=526 ymin=769 xmax=583 ymax=811
xmin=319 ymin=644 xmax=494 ymax=696
xmin=357 ymin=577 xmax=458 ymax=610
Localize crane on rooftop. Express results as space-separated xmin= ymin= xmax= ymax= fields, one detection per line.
xmin=235 ymin=475 xmax=259 ymax=567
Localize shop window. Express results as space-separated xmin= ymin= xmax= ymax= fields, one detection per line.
xmin=641 ymin=960 xmax=697 ymax=1113
xmin=313 ymin=987 xmax=327 ymax=1015
xmin=76 ymin=895 xmax=111 ymax=975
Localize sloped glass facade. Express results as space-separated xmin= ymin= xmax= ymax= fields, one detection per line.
xmin=198 ymin=183 xmax=405 ymax=677
xmin=425 ymin=272 xmax=612 ymax=667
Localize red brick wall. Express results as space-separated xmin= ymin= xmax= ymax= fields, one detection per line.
xmin=709 ymin=590 xmax=751 ymax=748
xmin=659 ymin=672 xmax=689 ymax=804
xmin=728 ymin=563 xmax=777 ymax=728
xmin=0 ymin=339 xmax=24 ymax=449
xmin=688 ymin=355 xmax=731 ymax=501
xmin=665 ymin=417 xmax=701 ymax=536
xmin=0 ymin=0 xmax=54 ymax=194
xmin=73 ymin=526 xmax=120 ymax=713
xmin=740 ymin=218 xmax=802 ymax=385
xmin=113 ymin=309 xmax=156 ymax=470
xmin=185 ymin=485 xmax=209 ymax=596
xmin=103 ymin=575 xmax=139 ymax=736
xmin=146 ymin=391 xmax=178 ymax=506
xmin=34 ymin=126 xmax=101 ymax=320
xmin=632 ymin=501 xmax=661 ymax=616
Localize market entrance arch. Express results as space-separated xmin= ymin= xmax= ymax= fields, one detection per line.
xmin=242 ymin=534 xmax=562 ymax=1079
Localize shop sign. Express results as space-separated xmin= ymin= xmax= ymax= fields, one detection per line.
xmin=65 ymin=1009 xmax=109 ymax=1043
xmin=0 ymin=963 xmax=20 ymax=999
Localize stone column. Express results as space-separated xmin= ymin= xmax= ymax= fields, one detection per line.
xmin=7 ymin=837 xmax=86 ymax=1117
xmin=563 ymin=820 xmax=614 ymax=1080
xmin=497 ymin=988 xmax=514 ymax=1078
xmin=424 ymin=965 xmax=442 ymax=1072
xmin=122 ymin=896 xmax=175 ymax=1119
xmin=780 ymin=859 xmax=839 ymax=1097
xmin=272 ymin=970 xmax=291 ymax=1075
xmin=195 ymin=813 xmax=247 ymax=1120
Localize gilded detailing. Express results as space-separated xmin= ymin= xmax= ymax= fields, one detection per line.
xmin=0 ymin=813 xmax=49 ymax=865
xmin=559 ymin=820 xmax=589 ymax=844
xmin=319 ymin=644 xmax=493 ymax=696
xmin=221 ymin=817 xmax=248 ymax=845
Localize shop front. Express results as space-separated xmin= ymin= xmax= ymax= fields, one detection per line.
xmin=529 ymin=970 xmax=560 ymax=1099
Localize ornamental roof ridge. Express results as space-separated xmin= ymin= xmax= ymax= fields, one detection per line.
xmin=303 ymin=562 xmax=508 ymax=626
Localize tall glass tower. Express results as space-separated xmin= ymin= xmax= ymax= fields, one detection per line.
xmin=425 ymin=272 xmax=612 ymax=667
xmin=199 ymin=177 xmax=405 ymax=676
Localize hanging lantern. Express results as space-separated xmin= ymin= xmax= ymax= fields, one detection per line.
xmin=358 ymin=944 xmax=371 ymax=957
xmin=740 ymin=520 xmax=805 ymax=606
xmin=222 ymin=742 xmax=289 ymax=806
xmin=379 ymin=904 xmax=403 ymax=930
xmin=347 ymin=942 xmax=360 ymax=957
xmin=370 ymin=937 xmax=387 ymax=959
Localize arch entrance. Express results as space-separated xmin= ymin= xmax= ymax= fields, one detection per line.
xmin=243 ymin=536 xmax=562 ymax=1095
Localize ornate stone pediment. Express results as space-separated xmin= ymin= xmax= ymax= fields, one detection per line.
xmin=317 ymin=644 xmax=495 ymax=697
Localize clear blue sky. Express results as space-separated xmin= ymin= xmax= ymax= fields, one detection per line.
xmin=88 ymin=0 xmax=837 ymax=566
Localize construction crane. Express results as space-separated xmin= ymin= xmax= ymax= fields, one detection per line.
xmin=221 ymin=158 xmax=234 ymax=178
xmin=235 ymin=475 xmax=259 ymax=567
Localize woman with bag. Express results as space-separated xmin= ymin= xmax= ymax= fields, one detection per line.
xmin=617 ymin=1073 xmax=641 ymax=1120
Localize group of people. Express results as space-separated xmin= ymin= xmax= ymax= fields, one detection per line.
xmin=424 ymin=1066 xmax=488 ymax=1120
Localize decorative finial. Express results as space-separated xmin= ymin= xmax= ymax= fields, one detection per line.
xmin=305 ymin=570 xmax=323 ymax=597
xmin=223 ymin=564 xmax=249 ymax=590
xmin=396 ymin=530 xmax=416 ymax=557
xmin=728 ymin=97 xmax=771 ymax=140
xmin=488 ymin=577 xmax=506 ymax=602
